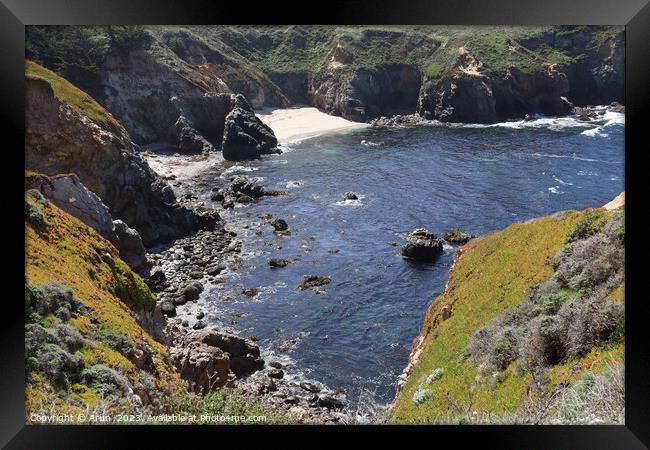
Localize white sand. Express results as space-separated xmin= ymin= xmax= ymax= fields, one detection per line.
xmin=256 ymin=107 xmax=369 ymax=144
xmin=143 ymin=147 xmax=223 ymax=181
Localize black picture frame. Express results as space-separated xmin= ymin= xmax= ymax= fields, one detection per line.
xmin=2 ymin=0 xmax=648 ymax=447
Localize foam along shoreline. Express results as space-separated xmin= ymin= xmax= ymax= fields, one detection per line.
xmin=256 ymin=106 xmax=369 ymax=144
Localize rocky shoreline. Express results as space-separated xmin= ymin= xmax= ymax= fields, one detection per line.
xmin=144 ymin=154 xmax=371 ymax=424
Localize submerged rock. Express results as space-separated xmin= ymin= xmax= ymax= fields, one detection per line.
xmin=402 ymin=228 xmax=444 ymax=262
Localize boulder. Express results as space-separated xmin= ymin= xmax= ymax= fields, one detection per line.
xmin=344 ymin=192 xmax=359 ymax=200
xmin=170 ymin=337 xmax=234 ymax=394
xmin=402 ymin=228 xmax=444 ymax=262
xmin=180 ymin=282 xmax=204 ymax=302
xmin=316 ymin=394 xmax=345 ymax=409
xmin=113 ymin=220 xmax=150 ymax=275
xmin=222 ymin=95 xmax=279 ymax=161
xmin=190 ymin=329 xmax=264 ymax=377
xmin=160 ymin=301 xmax=176 ymax=317
xmin=227 ymin=176 xmax=265 ymax=199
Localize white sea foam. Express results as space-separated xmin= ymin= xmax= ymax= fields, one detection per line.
xmin=334 ymin=194 xmax=365 ymax=207
xmin=222 ymin=165 xmax=258 ymax=176
xmin=553 ymin=175 xmax=574 ymax=186
xmin=286 ymin=180 xmax=305 ymax=189
xmin=531 ymin=153 xmax=620 ymax=164
xmin=548 ymin=186 xmax=564 ymax=194
xmin=420 ymin=108 xmax=624 ymax=133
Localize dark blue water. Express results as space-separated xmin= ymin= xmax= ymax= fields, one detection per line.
xmin=205 ymin=114 xmax=624 ymax=407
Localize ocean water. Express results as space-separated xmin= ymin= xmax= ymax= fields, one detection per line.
xmin=202 ymin=113 xmax=624 ymax=408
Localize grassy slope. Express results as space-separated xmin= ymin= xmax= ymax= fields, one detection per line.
xmin=25 ymin=60 xmax=121 ymax=131
xmin=390 ymin=208 xmax=624 ymax=423
xmin=25 ymin=190 xmax=182 ymax=418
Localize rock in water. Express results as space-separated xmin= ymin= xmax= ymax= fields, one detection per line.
xmin=443 ymin=229 xmax=476 ymax=245
xmin=298 ymin=275 xmax=332 ymax=291
xmin=228 ymin=176 xmax=265 ymax=199
xmin=272 ymin=219 xmax=289 ymax=232
xmin=222 ymin=95 xmax=279 ymax=161
xmin=402 ymin=228 xmax=444 ymax=262
xmin=269 ymin=258 xmax=290 ymax=268
xmin=344 ymin=192 xmax=359 ymax=200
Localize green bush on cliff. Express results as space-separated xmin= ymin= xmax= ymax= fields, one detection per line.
xmin=110 ymin=258 xmax=156 ymax=312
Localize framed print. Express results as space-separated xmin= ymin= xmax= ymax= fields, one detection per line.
xmin=2 ymin=0 xmax=648 ymax=447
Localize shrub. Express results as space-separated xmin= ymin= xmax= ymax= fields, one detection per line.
xmin=99 ymin=329 xmax=136 ymax=356
xmin=28 ymin=343 xmax=84 ymax=386
xmin=425 ymin=62 xmax=444 ymax=80
xmin=467 ymin=211 xmax=624 ymax=374
xmin=566 ymin=209 xmax=607 ymax=243
xmin=25 ymin=280 xmax=85 ymax=319
xmin=558 ymin=363 xmax=624 ymax=423
xmin=25 ymin=200 xmax=49 ymax=230
xmin=81 ymin=364 xmax=129 ymax=398
xmin=55 ymin=323 xmax=85 ymax=352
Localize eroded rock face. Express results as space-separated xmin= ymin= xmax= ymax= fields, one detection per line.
xmin=170 ymin=336 xmax=234 ymax=394
xmin=311 ymin=64 xmax=422 ymax=122
xmin=112 ymin=219 xmax=150 ymax=274
xmin=222 ymin=95 xmax=279 ymax=161
xmin=26 ymin=172 xmax=150 ymax=274
xmin=170 ymin=329 xmax=264 ymax=393
xmin=25 ymin=77 xmax=214 ymax=247
xmin=402 ymin=228 xmax=444 ymax=262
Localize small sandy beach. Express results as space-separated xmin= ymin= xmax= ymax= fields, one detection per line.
xmin=256 ymin=106 xmax=369 ymax=144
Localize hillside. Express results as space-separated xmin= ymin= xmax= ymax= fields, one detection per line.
xmin=25 ymin=189 xmax=285 ymax=423
xmin=26 ymin=25 xmax=624 ymax=142
xmin=390 ymin=202 xmax=624 ymax=424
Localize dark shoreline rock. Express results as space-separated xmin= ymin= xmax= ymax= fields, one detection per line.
xmin=443 ymin=229 xmax=476 ymax=245
xmin=402 ymin=228 xmax=444 ymax=262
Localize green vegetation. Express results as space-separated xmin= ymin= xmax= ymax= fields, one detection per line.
xmin=390 ymin=205 xmax=624 ymax=424
xmin=425 ymin=62 xmax=444 ymax=80
xmin=25 ymin=60 xmax=120 ymax=131
xmin=159 ymin=390 xmax=290 ymax=424
xmin=25 ymin=26 xmax=149 ymax=83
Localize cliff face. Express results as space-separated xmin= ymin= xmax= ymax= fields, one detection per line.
xmin=25 ymin=61 xmax=216 ymax=246
xmin=391 ymin=198 xmax=624 ymax=424
xmin=27 ymin=26 xmax=624 ymax=127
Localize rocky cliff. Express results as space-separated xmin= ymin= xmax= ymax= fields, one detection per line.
xmin=27 ymin=26 xmax=624 ymax=128
xmin=390 ymin=197 xmax=625 ymax=424
xmin=25 ymin=61 xmax=217 ymax=246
